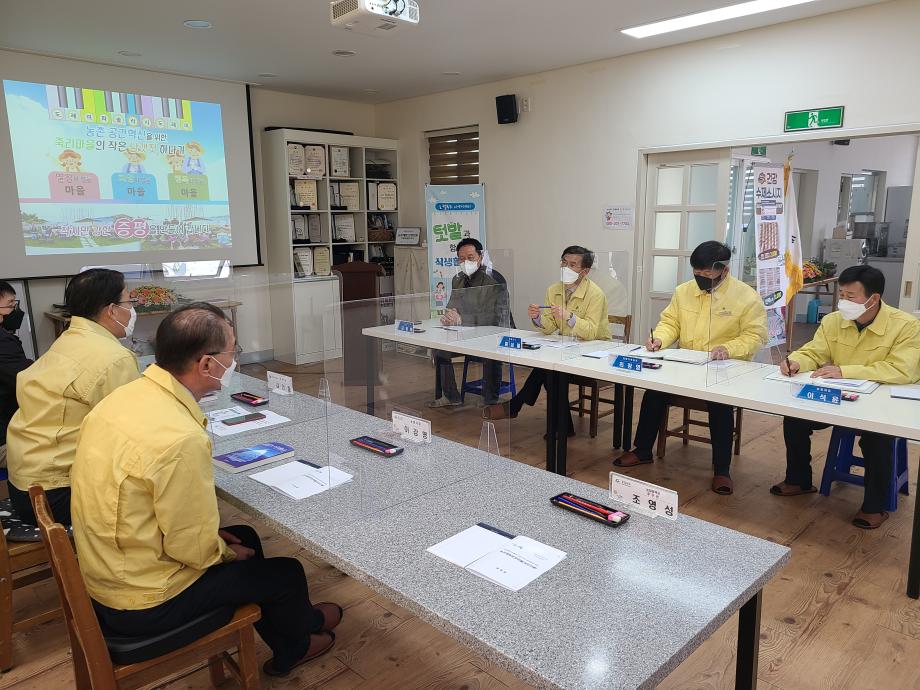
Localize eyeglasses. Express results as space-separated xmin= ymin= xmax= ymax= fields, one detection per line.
xmin=0 ymin=299 xmax=20 ymax=310
xmin=117 ymin=298 xmax=139 ymax=306
xmin=207 ymin=344 xmax=243 ymax=357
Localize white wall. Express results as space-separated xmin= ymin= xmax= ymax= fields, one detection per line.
xmin=14 ymin=81 xmax=374 ymax=354
xmin=733 ymin=135 xmax=918 ymax=258
xmin=374 ymin=0 xmax=920 ymax=327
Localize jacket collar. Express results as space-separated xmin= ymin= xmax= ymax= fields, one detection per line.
xmin=68 ymin=316 xmax=122 ymax=344
xmin=559 ymin=277 xmax=590 ymax=300
xmin=691 ymin=274 xmax=733 ymax=298
xmin=840 ymin=300 xmax=890 ymax=336
xmin=143 ymin=364 xmax=207 ymax=428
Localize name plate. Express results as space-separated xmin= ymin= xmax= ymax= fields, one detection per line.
xmin=392 ymin=411 xmax=431 ymax=443
xmin=498 ymin=335 xmax=522 ymax=349
xmin=609 ymin=472 xmax=678 ymax=520
xmin=612 ymin=355 xmax=642 ymax=372
xmin=795 ymin=384 xmax=841 ymax=405
xmin=396 ymin=320 xmax=415 ymax=333
xmin=266 ymin=371 xmax=294 ymax=396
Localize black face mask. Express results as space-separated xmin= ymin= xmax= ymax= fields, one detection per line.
xmin=694 ymin=273 xmax=724 ymax=292
xmin=2 ymin=306 xmax=25 ymax=332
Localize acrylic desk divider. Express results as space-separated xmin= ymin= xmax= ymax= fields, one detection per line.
xmin=322 ymin=286 xmax=515 ymax=518
xmin=704 ymin=260 xmax=778 ymax=389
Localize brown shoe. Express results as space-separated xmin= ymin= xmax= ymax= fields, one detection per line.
xmin=711 ymin=475 xmax=734 ymax=495
xmin=852 ymin=511 xmax=889 ymax=530
xmin=262 ymin=631 xmax=335 ymax=677
xmin=316 ymin=602 xmax=343 ymax=631
xmin=483 ymin=402 xmax=513 ymax=420
xmin=613 ymin=451 xmax=653 ymax=468
xmin=769 ymin=482 xmax=817 ymax=497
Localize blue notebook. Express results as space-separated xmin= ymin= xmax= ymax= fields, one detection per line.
xmin=213 ymin=442 xmax=295 ymax=473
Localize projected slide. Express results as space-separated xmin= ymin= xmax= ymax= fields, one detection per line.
xmin=3 ymin=80 xmax=233 ymax=255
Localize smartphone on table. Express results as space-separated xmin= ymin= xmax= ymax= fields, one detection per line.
xmin=350 ymin=436 xmax=404 ymax=456
xmin=231 ymin=392 xmax=269 ymax=406
xmin=222 ymin=412 xmax=266 ymax=426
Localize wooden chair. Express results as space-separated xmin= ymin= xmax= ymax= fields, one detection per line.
xmin=28 ymin=485 xmax=262 ymax=690
xmin=0 ymin=511 xmax=60 ymax=671
xmin=569 ymin=315 xmax=632 ymax=438
xmin=656 ymin=395 xmax=744 ymax=459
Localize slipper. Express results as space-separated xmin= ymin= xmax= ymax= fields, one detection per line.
xmin=316 ymin=602 xmax=343 ymax=631
xmin=769 ymin=483 xmax=818 ymax=497
xmin=262 ymin=631 xmax=335 ymax=677
xmin=711 ymin=475 xmax=734 ymax=495
xmin=852 ymin=511 xmax=889 ymax=530
xmin=613 ymin=452 xmax=653 ymax=468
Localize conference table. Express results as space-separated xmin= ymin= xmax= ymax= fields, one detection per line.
xmin=362 ymin=321 xmax=920 ymax=599
xmin=205 ymin=373 xmax=789 ymax=689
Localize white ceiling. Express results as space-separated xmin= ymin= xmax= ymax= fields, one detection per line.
xmin=0 ymin=0 xmax=888 ymax=103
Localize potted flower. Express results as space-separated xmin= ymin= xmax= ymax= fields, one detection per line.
xmin=129 ymin=285 xmax=178 ymax=313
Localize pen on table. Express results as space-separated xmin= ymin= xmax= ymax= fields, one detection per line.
xmin=562 ymin=494 xmax=622 ymax=521
xmin=556 ymin=496 xmax=620 ymax=522
xmin=784 ymin=356 xmax=792 ymax=377
xmin=556 ymin=497 xmax=611 ymax=521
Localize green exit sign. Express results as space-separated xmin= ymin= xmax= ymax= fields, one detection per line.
xmin=784 ymin=106 xmax=845 ymax=132
xmin=751 ymin=146 xmax=766 ymax=156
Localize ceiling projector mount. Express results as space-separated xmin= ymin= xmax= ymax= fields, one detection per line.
xmin=330 ymin=0 xmax=420 ymax=35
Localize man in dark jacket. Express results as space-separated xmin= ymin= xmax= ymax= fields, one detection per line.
xmin=429 ymin=238 xmax=511 ymax=408
xmin=0 ymin=281 xmax=33 ymax=466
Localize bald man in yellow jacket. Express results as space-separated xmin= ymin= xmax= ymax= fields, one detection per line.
xmin=615 ymin=242 xmax=767 ymax=496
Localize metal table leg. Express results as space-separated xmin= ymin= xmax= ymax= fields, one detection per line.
xmin=545 ymin=368 xmax=557 ymax=473
xmin=908 ymin=462 xmax=920 ymax=598
xmin=613 ymin=383 xmax=624 ymax=449
xmin=735 ymin=589 xmax=762 ymax=690
xmin=623 ymin=385 xmax=634 ymax=451
xmin=365 ymin=335 xmax=376 ymax=417
xmin=555 ymin=371 xmax=569 ymax=476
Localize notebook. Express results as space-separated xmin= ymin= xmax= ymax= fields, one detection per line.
xmin=213 ymin=442 xmax=295 ymax=473
xmin=764 ymin=370 xmax=880 ymax=394
xmin=631 ymin=347 xmax=710 ymax=364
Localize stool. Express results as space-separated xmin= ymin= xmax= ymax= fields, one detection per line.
xmin=819 ymin=427 xmax=909 ymax=512
xmin=656 ymin=395 xmax=743 ymax=459
xmin=460 ymin=357 xmax=516 ymax=403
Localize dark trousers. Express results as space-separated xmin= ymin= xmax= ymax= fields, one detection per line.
xmin=783 ymin=417 xmax=893 ymax=514
xmin=632 ymin=390 xmax=735 ymax=476
xmin=92 ymin=525 xmax=324 ymax=673
xmin=509 ymin=369 xmax=574 ymax=434
xmin=9 ymin=482 xmax=71 ymax=526
xmin=434 ymin=351 xmax=501 ymax=404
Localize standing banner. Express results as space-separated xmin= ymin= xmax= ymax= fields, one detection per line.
xmin=753 ymin=165 xmax=792 ymax=347
xmin=425 ymin=184 xmax=486 ymax=316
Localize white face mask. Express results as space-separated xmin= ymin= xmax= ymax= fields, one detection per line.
xmin=838 ymin=297 xmax=872 ymax=321
xmin=461 ymin=260 xmax=479 ymax=277
xmin=208 ymin=356 xmax=237 ymax=388
xmin=113 ymin=304 xmax=137 ymax=338
xmin=561 ymin=266 xmax=580 ymax=284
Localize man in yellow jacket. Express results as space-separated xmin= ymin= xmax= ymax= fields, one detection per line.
xmin=484 ymin=245 xmax=608 ymax=434
xmin=6 ymin=268 xmax=140 ymax=524
xmin=770 ymin=265 xmax=920 ymax=529
xmin=72 ymin=303 xmax=342 ymax=676
xmin=616 ymin=241 xmax=767 ymax=495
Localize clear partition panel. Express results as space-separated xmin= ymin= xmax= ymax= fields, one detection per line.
xmin=704 ymin=261 xmax=784 ymax=387
xmin=320 ymin=287 xmax=514 ymax=517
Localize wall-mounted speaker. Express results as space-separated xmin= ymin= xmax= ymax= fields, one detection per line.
xmin=496 ymin=94 xmax=518 ymax=124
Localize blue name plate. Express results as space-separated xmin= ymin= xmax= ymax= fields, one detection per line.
xmin=796 ymin=384 xmax=841 ymax=405
xmin=612 ymin=355 xmax=643 ymax=372
xmin=396 ymin=320 xmax=415 ymax=332
xmin=498 ymin=336 xmax=522 ymax=349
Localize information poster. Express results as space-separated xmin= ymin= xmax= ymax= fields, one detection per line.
xmin=425 ymin=184 xmax=486 ymax=316
xmin=3 ymin=79 xmax=233 ymax=255
xmin=753 ymin=165 xmax=790 ymax=347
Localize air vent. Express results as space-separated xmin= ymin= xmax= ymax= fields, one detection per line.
xmin=331 ymin=0 xmax=359 ymax=21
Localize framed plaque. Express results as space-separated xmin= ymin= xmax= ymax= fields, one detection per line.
xmin=303 ymin=145 xmax=325 ymax=178
xmin=377 ymin=181 xmax=398 ymax=211
xmin=292 ymin=179 xmax=317 ymax=209
xmin=286 ymin=144 xmax=305 ymax=176
xmin=329 ymin=146 xmax=351 ymax=177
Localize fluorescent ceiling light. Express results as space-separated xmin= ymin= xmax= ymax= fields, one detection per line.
xmin=622 ymin=0 xmax=819 ymax=38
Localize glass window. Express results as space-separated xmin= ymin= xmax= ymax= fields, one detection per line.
xmin=687 ymin=211 xmax=716 ymax=248
xmin=652 ymin=256 xmax=680 ymax=293
xmin=654 ymin=212 xmax=681 ymax=249
xmin=656 ymin=166 xmax=684 ymax=205
xmin=689 ymin=164 xmax=718 ymax=205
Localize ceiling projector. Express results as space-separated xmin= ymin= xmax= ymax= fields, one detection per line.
xmin=330 ymin=0 xmax=420 ymax=35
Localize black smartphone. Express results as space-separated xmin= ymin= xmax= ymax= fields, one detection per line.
xmin=231 ymin=392 xmax=270 ymax=406
xmin=222 ymin=412 xmax=266 ymax=426
xmin=350 ymin=436 xmax=404 ymax=456
xmin=522 ymin=343 xmax=541 ymax=350
xmin=642 ymin=362 xmax=662 ymax=370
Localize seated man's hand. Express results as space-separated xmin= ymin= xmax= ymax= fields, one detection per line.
xmin=218 ymin=529 xmax=240 ymax=544
xmin=441 ymin=308 xmax=461 ymax=326
xmin=812 ymin=364 xmax=842 ymax=379
xmin=780 ymin=358 xmax=800 ymax=376
xmin=710 ymin=345 xmax=730 ymax=361
xmin=646 ymin=337 xmax=662 ymax=352
xmin=527 ymin=304 xmax=541 ymax=320
xmin=550 ymin=305 xmax=570 ymax=322
xmin=228 ymin=543 xmax=256 ymax=561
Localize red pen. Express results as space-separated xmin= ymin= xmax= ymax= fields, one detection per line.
xmin=561 ymin=494 xmax=623 ymax=522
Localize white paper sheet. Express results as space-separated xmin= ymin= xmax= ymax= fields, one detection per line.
xmin=206 ymin=406 xmax=292 ymax=437
xmin=890 ymin=385 xmax=920 ymax=401
xmin=249 ymin=459 xmax=353 ymax=500
xmin=632 ymin=347 xmax=709 ymax=364
xmin=426 ymin=525 xmax=511 ymax=568
xmin=466 ymin=536 xmax=567 ymax=592
xmin=531 ymin=337 xmax=580 ymax=349
xmin=581 ymin=344 xmax=634 ymax=359
xmin=764 ymin=371 xmax=879 ymax=394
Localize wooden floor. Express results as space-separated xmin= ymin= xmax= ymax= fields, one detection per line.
xmin=3 ymin=348 xmax=919 ymax=690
